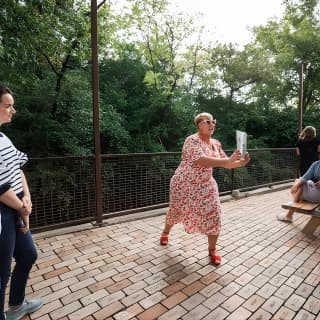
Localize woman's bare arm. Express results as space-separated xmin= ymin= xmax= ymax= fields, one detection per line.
xmin=194 ymin=150 xmax=242 ymax=168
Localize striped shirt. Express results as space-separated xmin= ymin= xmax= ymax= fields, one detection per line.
xmin=0 ymin=132 xmax=28 ymax=195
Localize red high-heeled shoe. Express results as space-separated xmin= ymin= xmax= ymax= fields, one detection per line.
xmin=209 ymin=248 xmax=221 ymax=265
xmin=160 ymin=232 xmax=169 ymax=245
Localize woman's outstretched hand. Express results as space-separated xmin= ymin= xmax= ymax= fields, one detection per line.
xmin=228 ymin=150 xmax=250 ymax=168
xmin=229 ymin=150 xmax=242 ymax=163
xmin=241 ymin=152 xmax=250 ymax=166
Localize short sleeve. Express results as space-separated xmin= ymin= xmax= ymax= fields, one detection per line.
xmin=0 ymin=132 xmax=28 ymax=194
xmin=16 ymin=150 xmax=28 ymax=168
xmin=182 ymin=135 xmax=205 ymax=162
xmin=0 ymin=155 xmax=11 ymax=194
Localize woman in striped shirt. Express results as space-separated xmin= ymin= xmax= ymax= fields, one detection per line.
xmin=0 ymin=83 xmax=42 ymax=320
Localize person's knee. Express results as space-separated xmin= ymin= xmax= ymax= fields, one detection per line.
xmin=26 ymin=248 xmax=38 ymax=265
xmin=15 ymin=247 xmax=38 ymax=268
xmin=0 ymin=267 xmax=11 ymax=287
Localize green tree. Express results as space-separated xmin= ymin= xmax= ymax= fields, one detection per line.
xmin=251 ymin=0 xmax=320 ymax=111
xmin=208 ymin=44 xmax=268 ymax=102
xmin=0 ymin=0 xmax=91 ymax=118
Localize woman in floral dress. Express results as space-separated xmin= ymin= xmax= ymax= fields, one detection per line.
xmin=160 ymin=112 xmax=250 ymax=265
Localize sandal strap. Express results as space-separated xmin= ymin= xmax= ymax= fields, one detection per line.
xmin=160 ymin=234 xmax=169 ymax=245
xmin=208 ymin=248 xmax=221 ymax=265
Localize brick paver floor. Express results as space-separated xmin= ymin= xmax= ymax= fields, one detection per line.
xmin=6 ymin=188 xmax=320 ymax=320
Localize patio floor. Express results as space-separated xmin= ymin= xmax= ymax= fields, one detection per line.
xmin=9 ymin=187 xmax=320 ymax=320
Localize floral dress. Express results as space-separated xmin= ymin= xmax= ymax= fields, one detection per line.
xmin=165 ymin=134 xmax=227 ymax=235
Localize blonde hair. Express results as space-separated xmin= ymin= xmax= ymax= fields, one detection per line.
xmin=194 ymin=112 xmax=213 ymax=127
xmin=299 ymin=126 xmax=316 ymax=141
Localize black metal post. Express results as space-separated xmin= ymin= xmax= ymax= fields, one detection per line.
xmin=91 ymin=0 xmax=103 ymax=225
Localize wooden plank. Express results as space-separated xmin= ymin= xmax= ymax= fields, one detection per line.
xmin=281 ymin=201 xmax=320 ymax=237
xmin=281 ymin=201 xmax=320 ymax=213
xmin=301 ymin=202 xmax=320 ymax=211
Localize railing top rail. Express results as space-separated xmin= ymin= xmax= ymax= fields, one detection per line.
xmin=29 ymin=148 xmax=296 ymax=161
xmin=29 ymin=155 xmax=94 ymax=161
xmin=102 ymin=152 xmax=180 ymax=158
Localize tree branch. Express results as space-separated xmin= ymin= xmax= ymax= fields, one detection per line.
xmin=98 ymin=0 xmax=107 ymax=10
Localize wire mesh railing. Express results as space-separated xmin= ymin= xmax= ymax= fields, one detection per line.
xmin=26 ymin=148 xmax=297 ymax=232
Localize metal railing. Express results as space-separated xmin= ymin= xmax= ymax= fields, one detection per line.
xmin=27 ymin=148 xmax=297 ymax=232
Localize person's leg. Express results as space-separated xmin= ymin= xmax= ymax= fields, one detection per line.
xmin=287 ymin=182 xmax=303 ymax=219
xmin=160 ymin=223 xmax=173 ymax=245
xmin=5 ymin=215 xmax=42 ymax=320
xmin=292 ymin=183 xmax=303 ymax=203
xmin=278 ymin=182 xmax=303 ymax=222
xmin=208 ymin=234 xmax=218 ymax=251
xmin=9 ymin=225 xmax=37 ymax=306
xmin=0 ymin=207 xmax=17 ymax=320
xmin=162 ymin=223 xmax=173 ymax=235
xmin=208 ymin=234 xmax=221 ymax=265
xmin=288 ymin=182 xmax=304 ymax=218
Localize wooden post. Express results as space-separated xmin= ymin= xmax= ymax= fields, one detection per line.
xmin=91 ymin=0 xmax=104 ymax=225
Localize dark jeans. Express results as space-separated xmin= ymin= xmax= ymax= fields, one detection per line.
xmin=0 ymin=201 xmax=37 ymax=320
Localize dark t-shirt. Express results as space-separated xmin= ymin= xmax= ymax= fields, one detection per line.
xmin=296 ymin=137 xmax=320 ymax=175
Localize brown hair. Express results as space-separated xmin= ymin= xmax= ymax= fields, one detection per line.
xmin=0 ymin=83 xmax=13 ymax=103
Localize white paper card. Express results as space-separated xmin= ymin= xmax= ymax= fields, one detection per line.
xmin=236 ymin=130 xmax=247 ymax=158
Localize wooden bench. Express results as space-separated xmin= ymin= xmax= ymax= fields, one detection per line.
xmin=281 ymin=201 xmax=320 ymax=235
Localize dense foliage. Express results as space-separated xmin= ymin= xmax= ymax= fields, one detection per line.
xmin=1 ymin=0 xmax=320 ymax=156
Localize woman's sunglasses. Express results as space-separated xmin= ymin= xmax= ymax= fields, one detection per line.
xmin=201 ymin=119 xmax=217 ymax=125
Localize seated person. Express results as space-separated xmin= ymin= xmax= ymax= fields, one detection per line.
xmin=277 ymin=160 xmax=320 ymax=222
